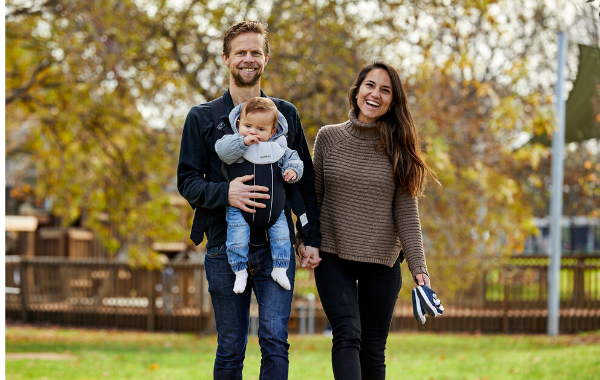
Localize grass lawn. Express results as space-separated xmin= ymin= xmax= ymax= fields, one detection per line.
xmin=5 ymin=325 xmax=600 ymax=380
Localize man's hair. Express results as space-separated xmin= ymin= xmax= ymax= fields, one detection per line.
xmin=240 ymin=97 xmax=278 ymax=130
xmin=223 ymin=21 xmax=269 ymax=57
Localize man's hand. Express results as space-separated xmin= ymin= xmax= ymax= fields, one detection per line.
xmin=283 ymin=169 xmax=297 ymax=182
xmin=297 ymin=243 xmax=321 ymax=269
xmin=244 ymin=135 xmax=260 ymax=146
xmin=228 ymin=174 xmax=270 ymax=213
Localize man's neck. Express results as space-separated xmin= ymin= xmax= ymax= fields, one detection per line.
xmin=229 ymin=81 xmax=262 ymax=107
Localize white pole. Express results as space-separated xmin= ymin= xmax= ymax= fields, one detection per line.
xmin=548 ymin=32 xmax=567 ymax=336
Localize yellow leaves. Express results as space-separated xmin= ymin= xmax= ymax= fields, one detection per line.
xmin=522 ymin=218 xmax=539 ymax=236
xmin=513 ymin=144 xmax=546 ymax=170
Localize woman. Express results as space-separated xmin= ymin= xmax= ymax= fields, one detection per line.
xmin=312 ymin=61 xmax=435 ymax=379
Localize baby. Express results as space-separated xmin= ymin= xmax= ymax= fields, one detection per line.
xmin=215 ymin=97 xmax=303 ymax=293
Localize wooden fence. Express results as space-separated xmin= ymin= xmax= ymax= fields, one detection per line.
xmin=5 ymin=255 xmax=600 ymax=334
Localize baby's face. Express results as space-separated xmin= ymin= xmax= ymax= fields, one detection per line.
xmin=238 ymin=112 xmax=277 ymax=141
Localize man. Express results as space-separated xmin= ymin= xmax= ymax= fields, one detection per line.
xmin=177 ymin=21 xmax=321 ymax=379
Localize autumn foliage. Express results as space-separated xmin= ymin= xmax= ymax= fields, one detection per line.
xmin=6 ymin=0 xmax=599 ymax=289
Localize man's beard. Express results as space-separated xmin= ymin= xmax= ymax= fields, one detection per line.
xmin=231 ymin=67 xmax=262 ymax=88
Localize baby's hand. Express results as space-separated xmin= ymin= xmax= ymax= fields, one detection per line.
xmin=244 ymin=135 xmax=259 ymax=146
xmin=284 ymin=169 xmax=297 ymax=182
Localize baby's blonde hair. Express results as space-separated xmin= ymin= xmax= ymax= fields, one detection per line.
xmin=241 ymin=97 xmax=278 ymax=130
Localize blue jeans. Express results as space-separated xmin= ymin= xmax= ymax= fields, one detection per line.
xmin=204 ymin=242 xmax=296 ymax=380
xmin=226 ymin=207 xmax=291 ymax=272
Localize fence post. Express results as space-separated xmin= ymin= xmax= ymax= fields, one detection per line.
xmin=147 ymin=269 xmax=156 ymax=331
xmin=502 ymin=272 xmax=509 ymax=333
xmin=573 ymin=257 xmax=585 ymax=308
xmin=19 ymin=258 xmax=30 ymax=323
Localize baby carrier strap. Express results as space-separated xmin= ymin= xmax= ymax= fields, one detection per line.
xmin=283 ymin=183 xmax=310 ymax=236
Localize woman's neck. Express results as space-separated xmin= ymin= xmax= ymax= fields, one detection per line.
xmin=347 ymin=109 xmax=380 ymax=140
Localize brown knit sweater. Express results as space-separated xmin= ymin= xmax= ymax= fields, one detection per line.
xmin=313 ymin=110 xmax=428 ymax=279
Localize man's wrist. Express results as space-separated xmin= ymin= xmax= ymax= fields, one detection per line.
xmin=302 ymin=239 xmax=321 ymax=249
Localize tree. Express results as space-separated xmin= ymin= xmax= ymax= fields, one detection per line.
xmin=7 ymin=0 xmax=587 ymax=292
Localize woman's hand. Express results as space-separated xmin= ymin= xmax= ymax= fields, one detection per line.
xmin=415 ymin=273 xmax=430 ymax=287
xmin=297 ymin=243 xmax=321 ymax=269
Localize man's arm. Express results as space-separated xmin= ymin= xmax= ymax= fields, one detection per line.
xmin=177 ymin=106 xmax=229 ymax=209
xmin=287 ymin=106 xmax=321 ymax=249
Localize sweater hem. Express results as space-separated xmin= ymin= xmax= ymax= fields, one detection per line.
xmin=320 ymin=244 xmax=398 ymax=268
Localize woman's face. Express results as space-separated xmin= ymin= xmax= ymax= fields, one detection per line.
xmin=356 ymin=68 xmax=393 ymax=124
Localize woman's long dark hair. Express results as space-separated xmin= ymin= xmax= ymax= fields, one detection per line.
xmin=348 ymin=61 xmax=436 ymax=196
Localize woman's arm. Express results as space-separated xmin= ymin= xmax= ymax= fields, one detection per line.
xmin=393 ymin=188 xmax=429 ymax=284
xmin=312 ymin=128 xmax=327 ymax=211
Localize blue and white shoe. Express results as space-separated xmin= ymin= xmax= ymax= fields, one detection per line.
xmin=416 ymin=285 xmax=444 ymax=317
xmin=412 ymin=288 xmax=426 ymax=324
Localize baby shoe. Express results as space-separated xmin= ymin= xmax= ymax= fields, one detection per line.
xmin=416 ymin=285 xmax=444 ymax=317
xmin=412 ymin=288 xmax=426 ymax=324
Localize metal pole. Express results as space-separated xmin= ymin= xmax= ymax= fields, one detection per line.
xmin=299 ymin=301 xmax=306 ymax=336
xmin=548 ymin=31 xmax=567 ymax=336
xmin=307 ymin=293 xmax=315 ymax=336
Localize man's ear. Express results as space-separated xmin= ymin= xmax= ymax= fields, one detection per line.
xmin=264 ymin=53 xmax=269 ymax=66
xmin=222 ymin=53 xmax=229 ymax=66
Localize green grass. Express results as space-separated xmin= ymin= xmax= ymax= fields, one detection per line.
xmin=5 ymin=326 xmax=600 ymax=380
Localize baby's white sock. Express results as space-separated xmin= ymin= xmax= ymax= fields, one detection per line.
xmin=233 ymin=269 xmax=248 ymax=294
xmin=271 ymin=267 xmax=291 ymax=290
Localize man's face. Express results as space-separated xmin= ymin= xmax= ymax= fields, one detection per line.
xmin=223 ymin=33 xmax=269 ymax=88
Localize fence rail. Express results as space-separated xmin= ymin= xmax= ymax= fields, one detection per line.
xmin=5 ymin=255 xmax=600 ymax=334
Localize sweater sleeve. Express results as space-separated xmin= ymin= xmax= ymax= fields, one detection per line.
xmin=312 ymin=128 xmax=326 ymax=212
xmin=393 ymin=188 xmax=429 ymax=281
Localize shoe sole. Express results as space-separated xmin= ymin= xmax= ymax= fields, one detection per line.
xmin=416 ymin=286 xmax=440 ymax=317
xmin=412 ymin=288 xmax=426 ymax=324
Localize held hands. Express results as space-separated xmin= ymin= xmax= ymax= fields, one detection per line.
xmin=297 ymin=243 xmax=321 ymax=269
xmin=244 ymin=135 xmax=260 ymax=146
xmin=228 ymin=175 xmax=270 ymax=214
xmin=283 ymin=169 xmax=297 ymax=182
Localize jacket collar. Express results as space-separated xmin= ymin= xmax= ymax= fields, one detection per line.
xmin=222 ymin=88 xmax=269 ymax=115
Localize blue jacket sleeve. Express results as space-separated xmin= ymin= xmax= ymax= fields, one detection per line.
xmin=278 ymin=148 xmax=304 ymax=184
xmin=215 ymin=134 xmax=247 ymax=165
xmin=177 ymin=106 xmax=229 ymax=209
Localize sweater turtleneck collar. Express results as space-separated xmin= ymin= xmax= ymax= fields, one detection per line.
xmin=347 ymin=109 xmax=380 ymax=140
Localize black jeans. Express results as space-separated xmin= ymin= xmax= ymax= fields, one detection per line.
xmin=315 ymin=251 xmax=402 ymax=380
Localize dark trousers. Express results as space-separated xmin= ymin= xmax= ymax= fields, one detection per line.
xmin=315 ymin=251 xmax=402 ymax=380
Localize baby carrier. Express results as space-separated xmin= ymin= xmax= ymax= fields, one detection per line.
xmin=189 ymin=96 xmax=309 ymax=245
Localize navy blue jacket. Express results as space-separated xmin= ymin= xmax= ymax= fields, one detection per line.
xmin=177 ymin=89 xmax=321 ymax=250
